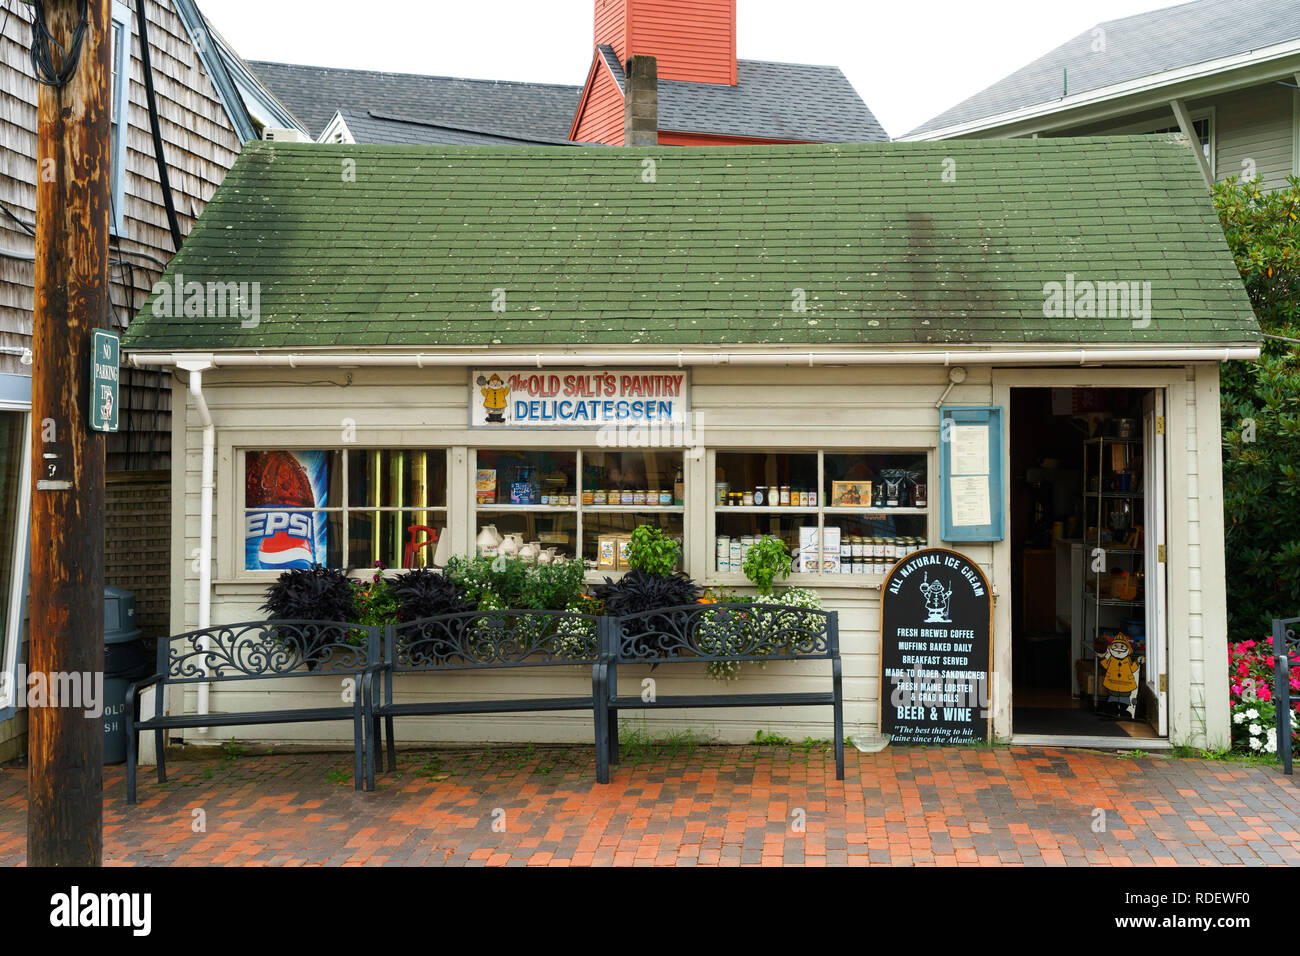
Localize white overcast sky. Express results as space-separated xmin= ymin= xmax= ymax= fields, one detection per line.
xmin=200 ymin=0 xmax=1178 ymax=138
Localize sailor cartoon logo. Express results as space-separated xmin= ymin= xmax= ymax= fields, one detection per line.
xmin=477 ymin=373 xmax=510 ymax=424
xmin=1098 ymin=635 xmax=1144 ymax=720
xmin=919 ymin=572 xmax=953 ymax=623
xmin=244 ymin=450 xmax=329 ymax=570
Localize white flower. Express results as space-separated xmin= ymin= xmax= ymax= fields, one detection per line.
xmin=1233 ymin=713 xmax=1246 ymax=724
xmin=1265 ymin=737 xmax=1278 ymax=754
xmin=1249 ymin=737 xmax=1262 ymax=750
xmin=1249 ymin=723 xmax=1264 ymax=737
xmin=1246 ymin=708 xmax=1260 ymax=720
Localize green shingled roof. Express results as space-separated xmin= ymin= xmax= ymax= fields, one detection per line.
xmin=123 ymin=138 xmax=1260 ymax=351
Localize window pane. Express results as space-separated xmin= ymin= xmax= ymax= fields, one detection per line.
xmin=824 ymin=453 xmax=927 ymax=509
xmin=243 ymin=450 xmax=337 ymax=569
xmin=475 ymin=450 xmax=576 ymax=505
xmin=714 ymin=452 xmax=817 ymax=507
xmin=350 ymin=510 xmax=446 ymax=570
xmin=823 ymin=514 xmax=929 ymax=577
xmin=583 ymin=449 xmax=683 ymax=505
xmin=476 ymin=510 xmax=578 ymax=562
xmin=714 ymin=513 xmax=805 ymax=576
xmin=347 ymin=449 xmax=447 ymax=508
xmin=584 ymin=511 xmax=682 ymax=572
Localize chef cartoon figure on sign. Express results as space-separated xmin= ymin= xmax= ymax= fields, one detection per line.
xmin=919 ymin=572 xmax=953 ymax=624
xmin=477 ymin=373 xmax=510 ymax=424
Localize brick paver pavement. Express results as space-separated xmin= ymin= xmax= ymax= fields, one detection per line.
xmin=0 ymin=744 xmax=1296 ymax=865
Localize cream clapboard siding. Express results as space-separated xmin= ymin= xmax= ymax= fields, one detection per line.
xmin=169 ymin=364 xmax=993 ymax=745
xmin=169 ymin=362 xmax=1228 ymax=748
xmin=1213 ymin=83 xmax=1296 ymax=191
xmin=1056 ymin=82 xmax=1296 ymax=190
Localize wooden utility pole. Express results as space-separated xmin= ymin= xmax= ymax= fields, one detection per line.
xmin=28 ymin=0 xmax=110 ymax=866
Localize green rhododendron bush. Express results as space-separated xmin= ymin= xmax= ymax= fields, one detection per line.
xmin=1213 ymin=176 xmax=1300 ymax=642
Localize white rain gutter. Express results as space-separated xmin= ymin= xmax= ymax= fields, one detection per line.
xmin=178 ymin=359 xmax=215 ymax=728
xmin=131 ymin=346 xmax=1261 ymax=369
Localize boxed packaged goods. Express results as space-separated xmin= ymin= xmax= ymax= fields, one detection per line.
xmin=475 ymin=469 xmax=497 ymax=505
xmin=597 ymin=536 xmax=618 ymax=571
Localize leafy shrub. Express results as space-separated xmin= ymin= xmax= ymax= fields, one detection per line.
xmin=520 ymin=558 xmax=586 ymax=611
xmin=351 ymin=562 xmax=401 ymax=630
xmin=742 ymin=535 xmax=793 ymax=596
xmin=698 ymin=587 xmax=824 ymax=681
xmin=443 ymin=555 xmax=529 ymax=609
xmin=626 ymin=525 xmax=681 ymax=576
xmin=1213 ymin=176 xmax=1300 ymax=639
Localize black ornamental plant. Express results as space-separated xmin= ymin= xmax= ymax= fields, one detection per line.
xmin=260 ymin=565 xmax=359 ymax=662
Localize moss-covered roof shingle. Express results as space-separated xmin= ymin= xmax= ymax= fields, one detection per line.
xmin=123 ymin=138 xmax=1260 ymax=352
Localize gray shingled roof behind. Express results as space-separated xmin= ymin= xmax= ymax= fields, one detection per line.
xmin=910 ymin=0 xmax=1300 ymax=136
xmin=337 ymin=109 xmax=582 ymax=146
xmin=247 ymin=61 xmax=583 ymax=140
xmin=662 ymin=60 xmax=888 ymax=142
xmin=252 ymin=55 xmax=889 ymax=146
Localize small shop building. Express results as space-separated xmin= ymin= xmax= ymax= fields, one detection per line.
xmin=123 ymin=136 xmax=1260 ymax=751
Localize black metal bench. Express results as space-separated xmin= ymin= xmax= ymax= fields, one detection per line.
xmin=124 ymin=620 xmax=379 ymax=804
xmin=594 ymin=603 xmax=843 ymax=784
xmin=362 ymin=609 xmax=602 ymax=791
xmin=1274 ymin=616 xmax=1299 ymax=774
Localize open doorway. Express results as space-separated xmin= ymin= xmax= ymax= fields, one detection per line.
xmin=1009 ymin=387 xmax=1167 ymax=740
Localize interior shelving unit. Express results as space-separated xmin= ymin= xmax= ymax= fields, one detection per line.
xmin=1079 ymin=434 xmax=1145 ymax=709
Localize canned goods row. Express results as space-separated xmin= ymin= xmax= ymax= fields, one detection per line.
xmin=717 ymin=485 xmax=818 ymax=508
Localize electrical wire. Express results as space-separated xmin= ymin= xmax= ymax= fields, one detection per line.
xmin=27 ymin=0 xmax=89 ymax=88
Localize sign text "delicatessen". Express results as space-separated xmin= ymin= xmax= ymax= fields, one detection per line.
xmin=471 ymin=370 xmax=689 ymax=428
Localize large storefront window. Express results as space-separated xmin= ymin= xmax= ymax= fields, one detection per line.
xmin=474 ymin=448 xmax=684 ymax=570
xmin=712 ymin=450 xmax=929 ymax=578
xmin=243 ymin=449 xmax=449 ymax=570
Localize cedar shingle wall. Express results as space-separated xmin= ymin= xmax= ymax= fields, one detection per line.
xmin=106 ymin=470 xmax=171 ymax=639
xmin=0 ymin=1 xmax=241 ymax=468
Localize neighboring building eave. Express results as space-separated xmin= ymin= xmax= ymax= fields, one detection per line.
xmin=171 ymin=0 xmax=259 ymax=142
xmin=903 ymin=38 xmax=1300 ymax=140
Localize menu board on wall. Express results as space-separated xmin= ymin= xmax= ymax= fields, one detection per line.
xmin=940 ymin=406 xmax=1004 ymax=542
xmin=879 ymin=547 xmax=993 ymax=745
xmin=470 ymin=370 xmax=690 ymax=428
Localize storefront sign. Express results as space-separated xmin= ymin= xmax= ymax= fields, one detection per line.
xmin=879 ymin=547 xmax=992 ymax=744
xmin=939 ymin=405 xmax=1004 ymax=541
xmin=470 ymin=370 xmax=689 ymax=428
xmin=244 ymin=450 xmax=330 ymax=570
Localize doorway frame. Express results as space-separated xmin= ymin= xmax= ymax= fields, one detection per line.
xmin=990 ymin=366 xmax=1220 ymax=745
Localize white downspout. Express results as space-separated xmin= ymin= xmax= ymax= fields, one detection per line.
xmin=179 ymin=359 xmax=215 ymax=726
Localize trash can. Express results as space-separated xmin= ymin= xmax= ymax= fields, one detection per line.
xmin=103 ymin=586 xmax=149 ymax=765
